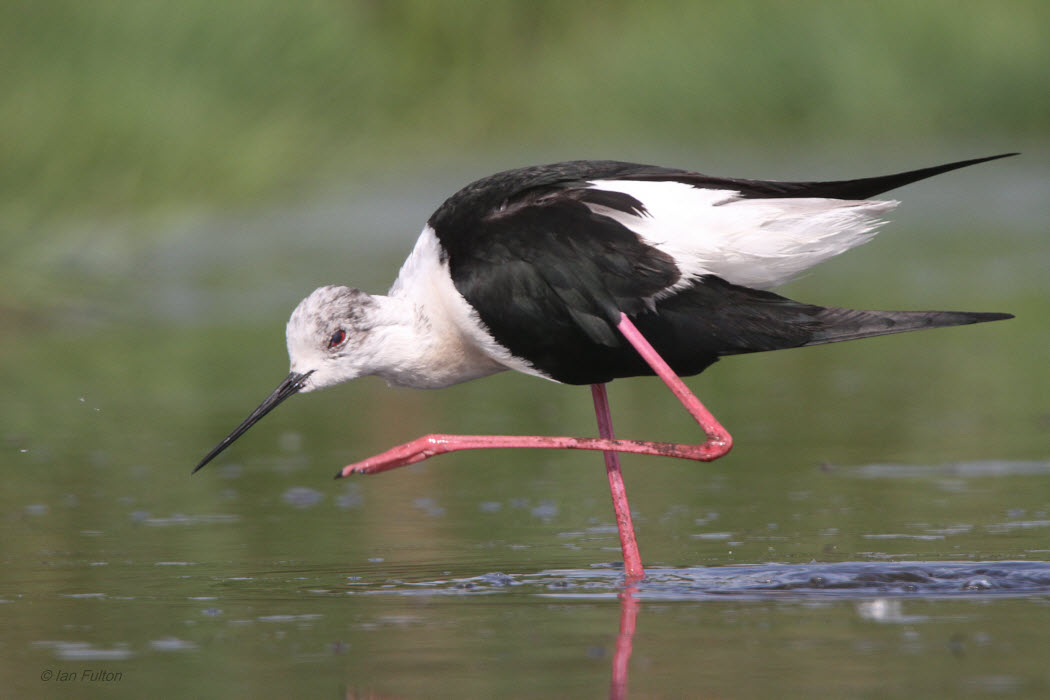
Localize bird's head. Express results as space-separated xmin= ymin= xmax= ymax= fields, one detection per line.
xmin=193 ymin=285 xmax=382 ymax=473
xmin=285 ymin=285 xmax=381 ymax=392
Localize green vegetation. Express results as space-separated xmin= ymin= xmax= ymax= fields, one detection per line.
xmin=2 ymin=1 xmax=1046 ymax=235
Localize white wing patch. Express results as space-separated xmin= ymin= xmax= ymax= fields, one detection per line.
xmin=586 ymin=179 xmax=897 ymax=291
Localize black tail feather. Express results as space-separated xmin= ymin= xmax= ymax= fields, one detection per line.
xmin=803 ymin=308 xmax=1014 ymax=347
xmin=648 ymin=276 xmax=1013 ymax=369
xmin=744 ymin=153 xmax=1019 ymax=201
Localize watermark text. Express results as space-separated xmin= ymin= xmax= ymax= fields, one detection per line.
xmin=41 ymin=669 xmax=123 ymax=683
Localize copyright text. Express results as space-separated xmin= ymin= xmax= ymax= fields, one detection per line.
xmin=40 ymin=669 xmax=123 ymax=683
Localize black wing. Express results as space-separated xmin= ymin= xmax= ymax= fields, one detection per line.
xmin=427 ymin=156 xmax=1014 ymax=384
xmin=615 ymin=153 xmax=1017 ymax=200
xmin=439 ymin=185 xmax=683 ymax=383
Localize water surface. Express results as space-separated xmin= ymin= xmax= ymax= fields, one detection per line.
xmin=3 ymin=165 xmax=1048 ymax=697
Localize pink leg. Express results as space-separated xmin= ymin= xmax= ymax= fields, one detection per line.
xmin=615 ymin=314 xmax=732 ymax=451
xmin=591 ymin=383 xmax=645 ymax=581
xmin=339 ymin=312 xmax=732 ymax=477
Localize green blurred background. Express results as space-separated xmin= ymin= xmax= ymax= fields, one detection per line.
xmin=3 ymin=0 xmax=1048 ymax=306
xmin=2 ymin=3 xmax=1048 ymax=697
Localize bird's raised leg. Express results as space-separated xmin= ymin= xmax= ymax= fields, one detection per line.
xmin=591 ymin=382 xmax=644 ymax=581
xmin=614 ymin=313 xmax=733 ymax=453
xmin=338 ymin=312 xmax=732 ymax=477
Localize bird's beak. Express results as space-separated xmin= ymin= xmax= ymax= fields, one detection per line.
xmin=193 ymin=370 xmax=314 ymax=473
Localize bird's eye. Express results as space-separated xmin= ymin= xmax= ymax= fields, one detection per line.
xmin=328 ymin=329 xmax=347 ymax=349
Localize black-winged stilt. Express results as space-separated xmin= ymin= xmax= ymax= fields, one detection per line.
xmin=195 ymin=154 xmax=1014 ymax=580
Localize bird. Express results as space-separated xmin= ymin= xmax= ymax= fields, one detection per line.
xmin=194 ymin=153 xmax=1015 ymax=580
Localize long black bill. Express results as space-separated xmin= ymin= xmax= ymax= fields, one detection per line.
xmin=193 ymin=371 xmax=314 ymax=474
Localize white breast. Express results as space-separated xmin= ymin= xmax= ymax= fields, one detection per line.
xmin=388 ymin=226 xmax=554 ymax=385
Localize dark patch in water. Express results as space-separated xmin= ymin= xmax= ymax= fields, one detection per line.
xmin=361 ymin=561 xmax=1050 ymax=600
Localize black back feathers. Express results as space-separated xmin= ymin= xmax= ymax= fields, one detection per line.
xmin=426 ymin=155 xmax=1015 ymax=385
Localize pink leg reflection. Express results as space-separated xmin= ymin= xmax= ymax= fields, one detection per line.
xmin=610 ymin=585 xmax=640 ymax=700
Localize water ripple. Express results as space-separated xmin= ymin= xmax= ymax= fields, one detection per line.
xmin=358 ymin=561 xmax=1050 ymax=600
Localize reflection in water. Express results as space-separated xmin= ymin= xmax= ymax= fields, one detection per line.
xmin=855 ymin=598 xmax=928 ymax=624
xmin=610 ymin=584 xmax=640 ymax=700
xmin=357 ymin=561 xmax=1050 ymax=697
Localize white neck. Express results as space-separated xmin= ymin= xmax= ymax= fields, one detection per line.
xmin=376 ymin=225 xmax=553 ymax=388
xmin=362 ymin=293 xmax=507 ymax=389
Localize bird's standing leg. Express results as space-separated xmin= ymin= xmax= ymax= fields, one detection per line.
xmin=339 ymin=312 xmax=732 ymax=476
xmin=591 ymin=382 xmax=644 ymax=580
